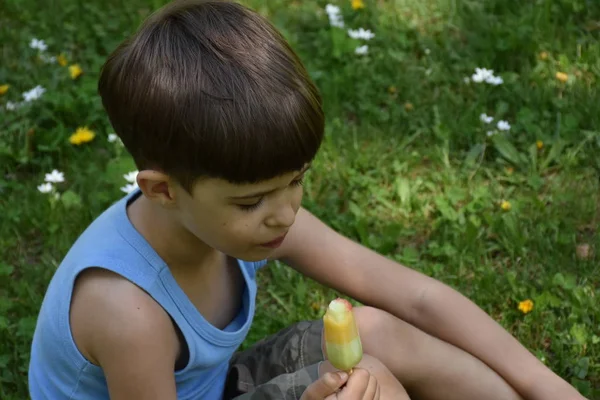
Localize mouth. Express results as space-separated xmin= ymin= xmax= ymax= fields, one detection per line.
xmin=260 ymin=234 xmax=287 ymax=249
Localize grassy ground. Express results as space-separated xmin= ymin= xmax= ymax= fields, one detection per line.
xmin=1 ymin=0 xmax=599 ymax=398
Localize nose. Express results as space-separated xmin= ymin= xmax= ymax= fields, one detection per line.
xmin=264 ymin=196 xmax=297 ymax=229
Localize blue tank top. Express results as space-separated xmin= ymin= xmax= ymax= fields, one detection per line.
xmin=28 ymin=189 xmax=266 ymax=399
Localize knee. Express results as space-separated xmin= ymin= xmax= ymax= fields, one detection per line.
xmin=353 ymin=306 xmax=394 ymax=352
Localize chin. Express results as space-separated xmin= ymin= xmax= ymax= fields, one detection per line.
xmin=230 ymin=248 xmax=273 ymax=263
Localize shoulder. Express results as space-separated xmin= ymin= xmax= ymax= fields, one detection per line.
xmin=70 ymin=268 xmax=179 ymax=366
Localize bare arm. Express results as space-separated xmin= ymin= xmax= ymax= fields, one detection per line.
xmin=272 ymin=208 xmax=584 ymax=400
xmin=70 ymin=268 xmax=180 ymax=400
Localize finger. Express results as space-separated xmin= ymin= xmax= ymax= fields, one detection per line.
xmin=374 ymin=382 xmax=380 ymax=400
xmin=305 ymin=372 xmax=349 ymax=399
xmin=362 ymin=375 xmax=378 ymax=400
xmin=340 ymin=368 xmax=370 ymax=399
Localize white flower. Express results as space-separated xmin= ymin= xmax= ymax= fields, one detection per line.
xmin=5 ymin=101 xmax=19 ymax=111
xmin=480 ymin=113 xmax=494 ymax=124
xmin=22 ymin=85 xmax=45 ymax=102
xmin=355 ymin=45 xmax=369 ymax=55
xmin=325 ymin=4 xmax=344 ymax=28
xmin=471 ymin=68 xmax=494 ymax=83
xmin=108 ymin=133 xmax=119 ymax=143
xmin=44 ymin=169 xmax=65 ymax=183
xmin=38 ymin=182 xmax=54 ymax=193
xmin=30 ymin=38 xmax=48 ymax=52
xmin=40 ymin=54 xmax=56 ymax=64
xmin=348 ymin=28 xmax=375 ymax=40
xmin=486 ymin=130 xmax=496 ymax=137
xmin=424 ymin=48 xmax=431 ymax=55
xmin=486 ymin=75 xmax=504 ymax=85
xmin=497 ymin=120 xmax=511 ymax=131
xmin=463 ymin=77 xmax=470 ymax=84
xmin=120 ymin=183 xmax=138 ymax=194
xmin=123 ymin=171 xmax=138 ymax=183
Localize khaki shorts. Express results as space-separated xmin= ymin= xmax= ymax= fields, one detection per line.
xmin=222 ymin=320 xmax=325 ymax=400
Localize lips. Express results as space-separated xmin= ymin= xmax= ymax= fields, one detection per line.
xmin=260 ymin=234 xmax=287 ymax=249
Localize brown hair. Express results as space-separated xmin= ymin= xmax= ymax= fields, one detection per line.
xmin=98 ymin=0 xmax=324 ymax=192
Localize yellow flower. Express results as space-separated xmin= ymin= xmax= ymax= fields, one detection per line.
xmin=555 ymin=72 xmax=568 ymax=83
xmin=69 ymin=126 xmax=96 ymax=145
xmin=0 ymin=84 xmax=9 ymax=95
xmin=388 ymin=85 xmax=397 ymax=94
xmin=500 ymin=200 xmax=511 ymax=211
xmin=404 ymin=102 xmax=414 ymax=111
xmin=57 ymin=54 xmax=68 ymax=67
xmin=536 ymin=140 xmax=544 ymax=149
xmin=69 ymin=64 xmax=83 ymax=80
xmin=351 ymin=0 xmax=365 ymax=10
xmin=539 ymin=51 xmax=548 ymax=61
xmin=518 ymin=299 xmax=534 ymax=314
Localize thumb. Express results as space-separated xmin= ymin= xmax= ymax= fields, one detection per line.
xmin=303 ymin=372 xmax=349 ymax=399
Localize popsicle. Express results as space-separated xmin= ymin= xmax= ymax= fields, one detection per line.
xmin=323 ymin=298 xmax=363 ymax=372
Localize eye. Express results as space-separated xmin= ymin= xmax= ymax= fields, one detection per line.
xmin=237 ymin=198 xmax=264 ymax=212
xmin=291 ymin=178 xmax=304 ymax=187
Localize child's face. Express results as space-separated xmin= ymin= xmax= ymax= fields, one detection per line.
xmin=172 ymin=165 xmax=310 ymax=261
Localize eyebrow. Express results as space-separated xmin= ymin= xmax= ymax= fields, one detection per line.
xmin=228 ymin=165 xmax=311 ymax=200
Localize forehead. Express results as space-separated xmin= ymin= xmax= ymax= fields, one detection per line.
xmin=190 ymin=166 xmax=308 ymax=197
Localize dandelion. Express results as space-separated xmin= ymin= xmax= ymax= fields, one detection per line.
xmin=69 ymin=126 xmax=96 ymax=145
xmin=38 ymin=182 xmax=54 ymax=193
xmin=497 ymin=120 xmax=511 ymax=131
xmin=44 ymin=169 xmax=65 ymax=183
xmin=539 ymin=51 xmax=548 ymax=60
xmin=351 ymin=0 xmax=365 ymax=10
xmin=518 ymin=299 xmax=534 ymax=314
xmin=536 ymin=140 xmax=544 ymax=149
xmin=480 ymin=113 xmax=493 ymax=124
xmin=555 ymin=72 xmax=568 ymax=83
xmin=22 ymin=85 xmax=45 ymax=102
xmin=57 ymin=54 xmax=68 ymax=67
xmin=30 ymin=38 xmax=48 ymax=52
xmin=355 ymin=45 xmax=369 ymax=55
xmin=69 ymin=64 xmax=83 ymax=80
xmin=325 ymin=4 xmax=345 ymax=28
xmin=348 ymin=28 xmax=375 ymax=40
xmin=387 ymin=86 xmax=397 ymax=94
xmin=500 ymin=200 xmax=511 ymax=211
xmin=404 ymin=102 xmax=414 ymax=111
xmin=0 ymin=84 xmax=9 ymax=95
xmin=121 ymin=183 xmax=138 ymax=194
xmin=123 ymin=171 xmax=138 ymax=183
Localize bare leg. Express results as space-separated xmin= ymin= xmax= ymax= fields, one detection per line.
xmin=346 ymin=307 xmax=523 ymax=400
xmin=320 ymin=354 xmax=411 ymax=399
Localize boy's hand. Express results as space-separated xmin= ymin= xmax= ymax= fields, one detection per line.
xmin=300 ymin=368 xmax=380 ymax=399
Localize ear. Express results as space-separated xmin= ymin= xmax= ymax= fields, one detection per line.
xmin=136 ymin=170 xmax=178 ymax=209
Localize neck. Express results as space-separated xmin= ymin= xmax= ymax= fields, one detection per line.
xmin=127 ymin=194 xmax=219 ymax=271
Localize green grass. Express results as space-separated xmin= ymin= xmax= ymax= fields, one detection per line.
xmin=1 ymin=0 xmax=599 ymax=398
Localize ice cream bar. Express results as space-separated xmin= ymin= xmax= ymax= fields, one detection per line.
xmin=323 ymin=298 xmax=363 ymax=372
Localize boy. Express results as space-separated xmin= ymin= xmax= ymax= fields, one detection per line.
xmin=28 ymin=1 xmax=585 ymax=399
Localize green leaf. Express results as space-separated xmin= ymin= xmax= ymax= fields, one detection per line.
xmin=395 ymin=177 xmax=411 ymax=206
xmin=60 ymin=190 xmax=82 ymax=209
xmin=570 ymin=324 xmax=588 ymax=346
xmin=434 ymin=196 xmax=458 ymax=221
xmin=492 ymin=135 xmax=526 ymax=167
